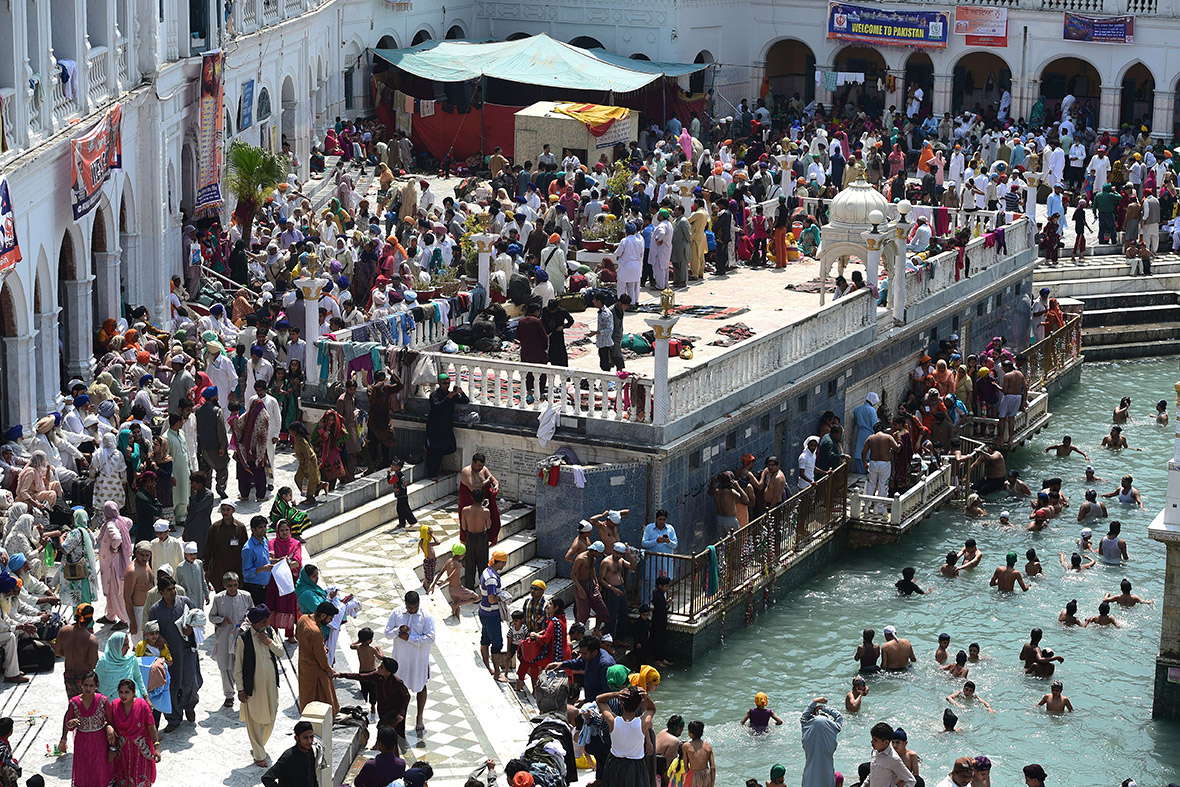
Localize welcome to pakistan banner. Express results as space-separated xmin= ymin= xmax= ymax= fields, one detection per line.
xmin=828 ymin=2 xmax=949 ymax=49
xmin=70 ymin=103 xmax=123 ymax=220
xmin=196 ymin=50 xmax=225 ymax=212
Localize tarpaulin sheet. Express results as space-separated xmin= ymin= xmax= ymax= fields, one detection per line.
xmin=380 ymin=101 xmax=520 ymax=161
xmin=370 ymin=34 xmax=707 ymax=93
xmin=553 ymin=103 xmax=630 ymax=136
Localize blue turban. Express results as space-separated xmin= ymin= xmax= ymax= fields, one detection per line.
xmin=337 ymin=276 xmax=350 ymax=288
xmin=535 ymin=269 xmax=550 ymax=283
xmin=6 ymin=554 xmax=25 ymax=573
xmin=210 ymin=303 xmax=224 ymax=315
xmin=0 ymin=574 xmax=16 ymax=592
xmin=139 ymin=374 xmax=153 ymax=387
xmin=97 ymin=400 xmax=116 ymax=418
xmin=73 ymin=395 xmax=90 ymax=408
xmin=274 ymin=319 xmax=291 ymax=330
xmin=250 ymin=345 xmax=264 ymax=357
xmin=203 ymin=386 xmax=218 ymax=400
xmin=3 ymin=426 xmax=21 ymax=441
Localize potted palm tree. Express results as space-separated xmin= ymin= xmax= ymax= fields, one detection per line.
xmin=227 ymin=140 xmax=287 ymax=247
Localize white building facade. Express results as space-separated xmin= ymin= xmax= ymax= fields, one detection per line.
xmin=0 ymin=0 xmax=474 ymax=428
xmin=476 ymin=0 xmax=1177 ymax=137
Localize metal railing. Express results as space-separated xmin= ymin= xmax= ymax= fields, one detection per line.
xmin=1024 ymin=313 xmax=1083 ymax=390
xmin=657 ymin=463 xmax=848 ymax=621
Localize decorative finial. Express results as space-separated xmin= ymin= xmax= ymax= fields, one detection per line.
xmin=660 ymin=285 xmax=676 ymax=317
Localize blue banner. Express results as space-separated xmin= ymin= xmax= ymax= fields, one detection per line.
xmin=1063 ymin=12 xmax=1134 ymax=44
xmin=240 ymin=79 xmax=254 ymax=131
xmin=828 ymin=3 xmax=949 ymax=49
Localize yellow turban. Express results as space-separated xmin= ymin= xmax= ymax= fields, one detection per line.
xmin=629 ymin=665 xmax=661 ymax=691
xmin=755 ymin=692 xmax=769 ymax=709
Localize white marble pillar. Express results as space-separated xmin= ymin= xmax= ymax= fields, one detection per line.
xmin=1 ymin=334 xmax=38 ymax=429
xmin=644 ymin=315 xmax=679 ymax=426
xmin=298 ymin=702 xmax=334 ymax=787
xmin=1024 ymin=171 xmax=1040 ymax=218
xmin=1148 ymin=381 xmax=1180 ymax=718
xmin=120 ymin=232 xmax=139 ymax=308
xmin=34 ymin=311 xmax=60 ymax=413
xmin=932 ymin=74 xmax=953 ymax=118
xmin=473 ymin=233 xmax=496 ymax=292
xmin=886 ymin=69 xmax=906 ymax=116
xmin=861 ymin=228 xmax=882 ymax=300
xmin=63 ymin=277 xmax=95 ymax=382
xmin=1153 ymin=91 xmax=1175 ymax=141
xmin=1099 ymin=85 xmax=1122 ymax=133
xmin=295 ymin=276 xmax=326 ymax=389
xmin=94 ymin=250 xmax=122 ymax=326
xmin=892 ymin=224 xmax=907 ymax=325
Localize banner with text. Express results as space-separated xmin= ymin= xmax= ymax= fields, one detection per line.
xmin=0 ymin=178 xmax=21 ymax=275
xmin=70 ymin=105 xmax=122 ymax=220
xmin=954 ymin=6 xmax=1008 ymax=46
xmin=1063 ymin=12 xmax=1134 ymax=44
xmin=240 ymin=79 xmax=254 ymax=131
xmin=828 ymin=3 xmax=949 ymax=49
xmin=196 ymin=51 xmax=225 ymax=213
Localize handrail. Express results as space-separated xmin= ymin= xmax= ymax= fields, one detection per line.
xmin=1023 ymin=313 xmax=1083 ymax=390
xmin=655 ymin=463 xmax=848 ymax=621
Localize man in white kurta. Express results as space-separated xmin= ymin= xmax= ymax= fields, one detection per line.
xmin=384 ymin=591 xmax=436 ymax=733
xmin=234 ymin=605 xmax=285 ymax=766
xmin=650 ymin=210 xmax=674 ymax=290
xmin=209 ymin=574 xmax=253 ymax=704
xmin=165 ymin=415 xmax=191 ymax=524
xmin=203 ymin=343 xmax=239 ymax=413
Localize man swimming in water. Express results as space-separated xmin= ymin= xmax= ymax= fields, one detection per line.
xmin=1086 ymin=601 xmax=1120 ymax=627
xmin=1037 ymin=680 xmax=1073 ymax=712
xmin=1059 ymin=599 xmax=1085 ymax=627
xmin=1077 ymin=527 xmax=1095 ymax=553
xmin=990 ymin=552 xmax=1029 ymax=592
xmin=1084 ymin=465 xmax=1104 ymax=484
xmin=1043 ymin=435 xmax=1089 ymax=460
xmin=1005 ymin=470 xmax=1032 ymax=497
xmin=895 ymin=566 xmax=931 ymax=596
xmin=1098 ymin=521 xmax=1129 ymax=564
xmin=947 ymin=680 xmax=994 ymax=712
xmin=934 ymin=633 xmax=951 ymax=664
xmin=967 ymin=643 xmax=982 ymax=663
xmin=1101 ymin=425 xmax=1141 ymax=451
xmin=1019 ymin=628 xmax=1043 ymax=669
xmin=940 ymin=650 xmax=969 ymax=678
xmin=941 ymin=708 xmax=960 ymax=732
xmin=1025 ymin=647 xmax=1065 ymax=677
xmin=969 ymin=446 xmax=1007 ymax=494
xmin=1156 ymin=399 xmax=1169 ymax=426
xmin=1025 ymin=549 xmax=1043 ymax=577
xmin=1101 ymin=475 xmax=1143 ymax=508
xmin=998 ymin=510 xmax=1012 ymax=527
xmin=1104 ymin=578 xmax=1153 ymax=607
xmin=1059 ymin=551 xmax=1096 ymax=571
xmin=958 ymin=539 xmax=982 ymax=570
xmin=940 ymin=553 xmax=962 ymax=578
xmin=1026 ymin=509 xmax=1049 ymax=532
xmin=1077 ymin=489 xmax=1107 ymax=522
xmin=880 ymin=625 xmax=918 ymax=671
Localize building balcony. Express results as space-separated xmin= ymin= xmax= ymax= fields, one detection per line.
xmin=229 ymin=0 xmax=326 ymax=38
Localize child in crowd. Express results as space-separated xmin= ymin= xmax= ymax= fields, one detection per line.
xmin=350 ymin=627 xmax=382 ymax=717
xmin=506 ymin=610 xmax=528 ymax=672
xmin=740 ymin=692 xmax=783 ymax=733
xmin=387 ymin=457 xmax=418 ymax=528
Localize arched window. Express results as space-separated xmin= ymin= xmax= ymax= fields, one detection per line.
xmin=257 ymin=87 xmax=272 ymax=121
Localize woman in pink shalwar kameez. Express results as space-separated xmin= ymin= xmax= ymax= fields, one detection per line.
xmin=59 ymin=672 xmax=116 ymax=787
xmin=97 ymin=500 xmax=134 ymax=625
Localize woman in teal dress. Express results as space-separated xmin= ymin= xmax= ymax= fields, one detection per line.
xmin=295 ymin=564 xmax=330 ymax=615
xmin=799 ymin=216 xmax=822 ymax=258
xmin=270 ymin=365 xmax=300 ymax=439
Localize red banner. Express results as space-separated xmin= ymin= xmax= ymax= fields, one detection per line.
xmin=0 ymin=177 xmax=21 ymax=275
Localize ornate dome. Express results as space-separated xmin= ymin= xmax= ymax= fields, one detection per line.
xmin=825 ymin=176 xmax=889 ymax=230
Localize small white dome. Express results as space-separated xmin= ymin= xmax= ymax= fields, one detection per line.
xmin=825 ymin=177 xmax=889 ymax=230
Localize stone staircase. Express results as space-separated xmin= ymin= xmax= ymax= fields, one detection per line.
xmin=304 ymin=458 xmax=573 ymax=605
xmin=1034 ymin=256 xmax=1180 ymax=361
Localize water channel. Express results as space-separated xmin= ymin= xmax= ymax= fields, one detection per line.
xmin=654 ymin=358 xmax=1180 ymax=785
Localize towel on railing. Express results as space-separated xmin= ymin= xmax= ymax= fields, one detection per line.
xmin=59 ymin=59 xmax=78 ymax=99
xmin=706 ymin=545 xmax=719 ymax=595
xmin=955 ymin=246 xmax=967 ymax=281
xmin=934 ymin=206 xmax=951 ymax=236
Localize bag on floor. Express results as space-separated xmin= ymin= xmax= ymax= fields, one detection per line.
xmin=17 ymin=636 xmax=55 ymax=673
xmin=535 ymin=669 xmax=568 ymax=713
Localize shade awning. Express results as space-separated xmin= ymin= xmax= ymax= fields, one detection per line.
xmin=370 ymin=34 xmax=708 ymax=93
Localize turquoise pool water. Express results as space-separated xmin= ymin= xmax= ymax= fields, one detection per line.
xmin=654 ymin=358 xmax=1180 ymax=786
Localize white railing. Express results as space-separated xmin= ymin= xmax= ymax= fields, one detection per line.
xmin=0 ymin=88 xmax=15 ymax=154
xmin=87 ymin=46 xmax=110 ymax=106
xmin=27 ymin=77 xmax=44 ymax=134
xmin=667 ymin=288 xmax=875 ymax=421
xmin=971 ymin=390 xmax=1051 ymax=443
xmin=285 ymin=0 xmax=305 ymax=13
xmin=166 ymin=17 xmax=179 ymax=60
xmin=50 ymin=65 xmax=77 ymax=123
xmin=116 ymin=42 xmax=128 ymax=86
xmin=905 ymin=216 xmax=1031 ymax=309
xmin=262 ymin=0 xmax=282 ymax=24
xmin=851 ymin=463 xmax=952 ymax=527
xmin=241 ymin=0 xmax=260 ymax=28
xmin=421 ymin=353 xmax=654 ymax=423
xmin=1040 ymin=0 xmax=1105 ymax=9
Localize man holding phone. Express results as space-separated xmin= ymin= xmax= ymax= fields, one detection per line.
xmin=384 ymin=591 xmax=436 ymax=736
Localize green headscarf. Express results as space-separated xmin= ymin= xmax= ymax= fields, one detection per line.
xmin=295 ymin=565 xmax=329 ymax=615
xmin=94 ymin=631 xmax=147 ymax=699
xmin=117 ymin=428 xmax=141 ymax=474
xmin=606 ymin=664 xmax=631 ymax=690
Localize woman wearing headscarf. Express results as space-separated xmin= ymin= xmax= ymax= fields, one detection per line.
xmin=229 ymin=240 xmax=250 ymax=285
xmin=1042 ymin=297 xmax=1066 ymax=335
xmin=313 ymin=410 xmax=347 ymax=492
xmin=60 ymin=507 xmax=99 ymax=607
xmin=96 ymin=631 xmax=149 ymax=700
xmin=930 ymin=359 xmax=955 ymax=396
xmin=133 ymin=375 xmax=160 ymax=421
xmin=888 ymin=143 xmax=906 ymax=178
xmin=294 ymin=564 xmax=330 ymax=615
xmin=17 ymin=450 xmax=63 ymax=519
xmin=266 ymin=519 xmax=303 ymax=643
xmin=797 ymin=436 xmax=820 ymax=492
xmin=91 ymin=433 xmax=128 ymax=511
xmin=231 ymin=289 xmax=253 ymax=326
xmin=3 ymin=512 xmax=44 ymax=577
xmin=232 ymin=392 xmax=271 ymax=502
xmin=117 ymin=427 xmax=142 ymax=477
xmin=97 ymin=500 xmax=134 ymax=625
